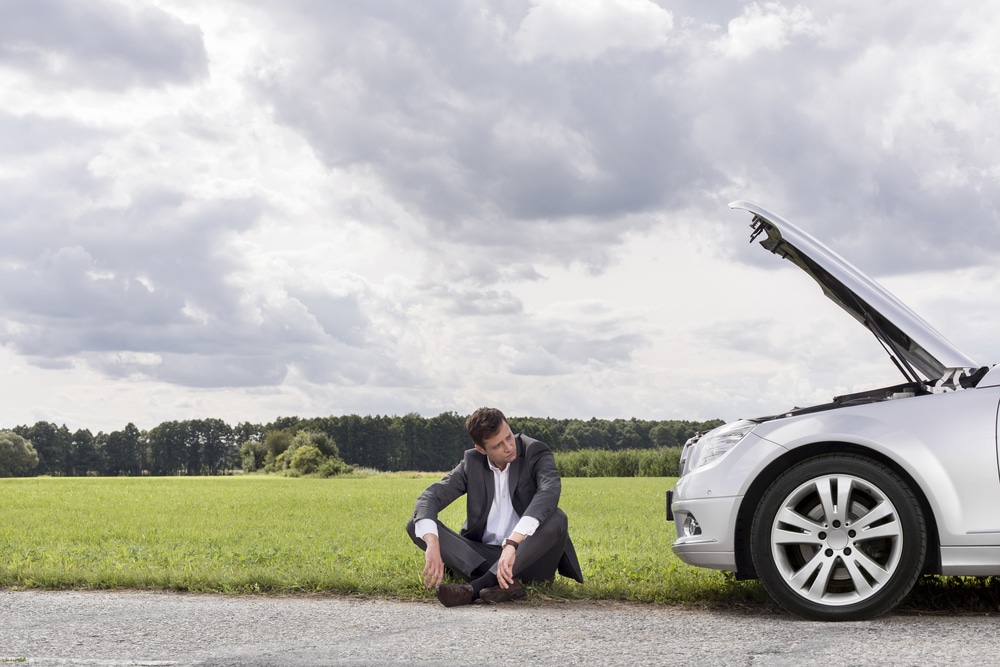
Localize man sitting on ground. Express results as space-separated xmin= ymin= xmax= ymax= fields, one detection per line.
xmin=406 ymin=407 xmax=583 ymax=606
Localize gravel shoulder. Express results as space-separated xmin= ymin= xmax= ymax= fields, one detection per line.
xmin=2 ymin=589 xmax=997 ymax=666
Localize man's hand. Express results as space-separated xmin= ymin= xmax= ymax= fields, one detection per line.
xmin=496 ymin=532 xmax=524 ymax=589
xmin=421 ymin=534 xmax=445 ymax=588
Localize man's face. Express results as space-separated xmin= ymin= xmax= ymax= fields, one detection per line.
xmin=475 ymin=421 xmax=517 ymax=470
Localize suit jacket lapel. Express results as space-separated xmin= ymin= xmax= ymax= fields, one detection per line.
xmin=508 ymin=436 xmax=525 ymax=514
xmin=482 ymin=453 xmax=495 ymax=509
xmin=474 ymin=452 xmax=493 ymax=537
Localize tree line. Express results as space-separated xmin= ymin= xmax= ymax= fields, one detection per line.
xmin=0 ymin=413 xmax=724 ymax=477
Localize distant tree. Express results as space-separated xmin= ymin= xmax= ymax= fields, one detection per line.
xmin=263 ymin=430 xmax=294 ymax=472
xmin=70 ymin=429 xmax=102 ymax=475
xmin=360 ymin=415 xmax=394 ymax=470
xmin=0 ymin=413 xmax=726 ymax=476
xmin=12 ymin=422 xmax=72 ymax=475
xmin=423 ymin=412 xmax=468 ymax=471
xmin=614 ymin=419 xmax=645 ymax=450
xmin=147 ymin=419 xmax=237 ymax=475
xmin=648 ymin=423 xmax=674 ymax=448
xmin=267 ymin=416 xmax=301 ymax=432
xmin=390 ymin=412 xmax=424 ymax=471
xmin=103 ymin=423 xmax=142 ymax=475
xmin=333 ymin=414 xmax=364 ymax=465
xmin=240 ymin=439 xmax=267 ymax=473
xmin=191 ymin=418 xmax=236 ymax=475
xmin=148 ymin=421 xmax=188 ymax=475
xmin=0 ymin=431 xmax=39 ymax=477
xmin=563 ymin=420 xmax=607 ymax=450
xmin=233 ymin=421 xmax=265 ymax=448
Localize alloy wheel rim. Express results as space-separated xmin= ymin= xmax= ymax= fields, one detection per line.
xmin=770 ymin=473 xmax=903 ymax=606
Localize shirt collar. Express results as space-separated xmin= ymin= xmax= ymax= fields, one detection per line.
xmin=486 ymin=457 xmax=509 ymax=475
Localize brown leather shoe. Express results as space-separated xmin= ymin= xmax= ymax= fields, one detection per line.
xmin=435 ymin=583 xmax=475 ymax=607
xmin=479 ymin=580 xmax=527 ymax=604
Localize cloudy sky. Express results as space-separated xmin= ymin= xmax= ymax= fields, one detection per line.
xmin=2 ymin=0 xmax=1000 ymax=433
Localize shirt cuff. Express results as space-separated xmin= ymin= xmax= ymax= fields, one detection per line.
xmin=513 ymin=516 xmax=540 ymax=538
xmin=414 ymin=518 xmax=438 ymax=540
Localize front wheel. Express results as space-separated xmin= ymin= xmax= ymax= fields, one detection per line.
xmin=750 ymin=455 xmax=927 ymax=621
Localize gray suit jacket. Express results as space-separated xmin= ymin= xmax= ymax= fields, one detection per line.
xmin=412 ymin=434 xmax=584 ymax=582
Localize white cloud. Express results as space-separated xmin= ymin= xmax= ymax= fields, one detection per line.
xmin=0 ymin=0 xmax=207 ymax=90
xmin=2 ymin=0 xmax=1000 ymax=434
xmin=713 ymin=2 xmax=820 ymax=59
xmin=513 ymin=0 xmax=674 ymax=62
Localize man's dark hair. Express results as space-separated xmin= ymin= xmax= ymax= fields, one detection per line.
xmin=466 ymin=407 xmax=508 ymax=446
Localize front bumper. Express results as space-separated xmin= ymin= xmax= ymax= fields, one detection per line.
xmin=666 ymin=430 xmax=788 ymax=573
xmin=669 ymin=493 xmax=742 ymax=571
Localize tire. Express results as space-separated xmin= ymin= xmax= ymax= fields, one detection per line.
xmin=750 ymin=454 xmax=927 ymax=621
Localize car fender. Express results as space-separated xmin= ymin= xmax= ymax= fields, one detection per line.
xmin=750 ymin=388 xmax=1000 ymax=546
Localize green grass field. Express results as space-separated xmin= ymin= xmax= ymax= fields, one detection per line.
xmin=1 ymin=475 xmax=997 ymax=612
xmin=0 ymin=475 xmax=763 ymax=605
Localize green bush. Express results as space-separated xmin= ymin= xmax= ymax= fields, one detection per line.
xmin=0 ymin=431 xmax=39 ymax=477
xmin=555 ymin=447 xmax=681 ymax=477
xmin=289 ymin=445 xmax=324 ymax=475
xmin=263 ymin=430 xmax=294 ymax=472
xmin=639 ymin=447 xmax=681 ymax=477
xmin=317 ymin=457 xmax=352 ymax=478
xmin=269 ymin=430 xmax=348 ymax=475
xmin=239 ymin=439 xmax=267 ymax=473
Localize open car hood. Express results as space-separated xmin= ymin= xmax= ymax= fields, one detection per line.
xmin=730 ymin=200 xmax=981 ymax=383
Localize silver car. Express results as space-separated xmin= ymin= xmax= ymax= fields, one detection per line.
xmin=668 ymin=201 xmax=1000 ymax=621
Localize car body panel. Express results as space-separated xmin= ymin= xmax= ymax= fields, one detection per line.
xmin=750 ymin=388 xmax=1000 ymax=545
xmin=940 ymin=547 xmax=1000 ymax=575
xmin=729 ymin=200 xmax=981 ymax=381
xmin=671 ymin=434 xmax=788 ymax=570
xmin=976 ymin=364 xmax=1000 ymax=388
xmin=669 ymin=495 xmax=741 ymax=571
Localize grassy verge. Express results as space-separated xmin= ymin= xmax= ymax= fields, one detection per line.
xmin=0 ymin=475 xmax=762 ymax=606
xmin=1 ymin=475 xmax=996 ymax=612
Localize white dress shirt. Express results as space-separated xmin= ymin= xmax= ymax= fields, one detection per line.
xmin=415 ymin=457 xmax=540 ymax=544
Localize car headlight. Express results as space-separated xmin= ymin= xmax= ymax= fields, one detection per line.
xmin=680 ymin=419 xmax=757 ymax=474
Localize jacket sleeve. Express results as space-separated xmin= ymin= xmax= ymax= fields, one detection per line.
xmin=412 ymin=455 xmax=469 ymax=523
xmin=520 ymin=438 xmax=561 ymax=524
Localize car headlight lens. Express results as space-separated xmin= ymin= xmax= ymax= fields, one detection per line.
xmin=682 ymin=419 xmax=757 ymax=473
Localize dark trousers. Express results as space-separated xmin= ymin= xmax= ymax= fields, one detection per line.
xmin=406 ymin=509 xmax=570 ymax=584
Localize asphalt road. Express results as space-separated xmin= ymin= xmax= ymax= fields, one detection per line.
xmin=1 ymin=590 xmax=998 ymax=666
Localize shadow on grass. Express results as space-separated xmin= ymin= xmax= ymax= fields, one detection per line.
xmin=520 ymin=574 xmax=1000 ymax=618
xmin=519 ymin=572 xmax=775 ymax=611
xmin=898 ymin=576 xmax=1000 ymax=615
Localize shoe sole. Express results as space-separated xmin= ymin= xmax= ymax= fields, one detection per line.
xmin=479 ymin=588 xmax=527 ymax=604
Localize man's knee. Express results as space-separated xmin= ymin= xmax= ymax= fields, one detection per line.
xmin=537 ymin=508 xmax=568 ymax=538
xmin=520 ymin=509 xmax=568 ymax=558
xmin=514 ymin=510 xmax=570 ymax=583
